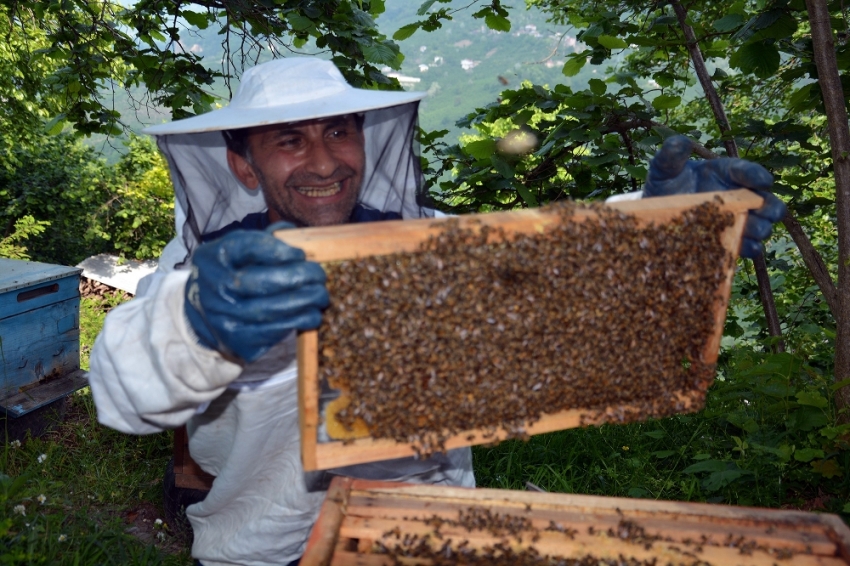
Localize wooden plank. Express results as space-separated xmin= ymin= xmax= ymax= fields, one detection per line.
xmin=273 ymin=190 xmax=763 ymax=263
xmin=343 ymin=498 xmax=835 ymax=556
xmin=329 ymin=551 xmax=393 ymax=566
xmin=0 ymin=264 xmax=81 ymax=318
xmin=350 ymin=482 xmax=834 ymax=527
xmin=308 ymin=391 xmax=699 ymax=470
xmin=822 ymin=514 xmax=850 ymax=563
xmin=302 ymin=476 xmax=354 ymax=566
xmin=303 ymin=479 xmax=850 ymax=566
xmin=0 ymin=369 xmax=87 ymax=417
xmin=299 ymin=330 xmax=320 ymax=472
xmin=173 ymin=425 xmax=215 ymax=491
xmin=339 ymin=515 xmax=846 ymax=566
xmin=296 ymin=191 xmax=761 ymax=471
xmin=0 ymin=297 xmax=80 ymax=397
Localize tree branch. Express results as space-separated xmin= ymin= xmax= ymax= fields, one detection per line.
xmin=671 ymin=1 xmax=736 ymax=157
xmin=781 ymin=212 xmax=839 ymax=315
xmin=806 ymin=0 xmax=850 ymax=410
xmin=671 ymin=0 xmax=785 ymax=351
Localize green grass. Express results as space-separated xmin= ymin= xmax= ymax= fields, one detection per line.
xmin=2 ymin=291 xmax=190 ymax=565
xmin=4 ymin=284 xmax=849 ymax=564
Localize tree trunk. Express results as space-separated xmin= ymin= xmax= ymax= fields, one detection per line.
xmin=672 ymin=0 xmax=786 ymax=352
xmin=806 ymin=0 xmax=850 ymax=414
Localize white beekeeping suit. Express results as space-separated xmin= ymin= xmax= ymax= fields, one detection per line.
xmin=88 ymin=58 xmax=474 ymax=566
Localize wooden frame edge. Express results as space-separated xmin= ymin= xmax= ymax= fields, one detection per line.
xmin=297 ymin=191 xmax=761 ymax=472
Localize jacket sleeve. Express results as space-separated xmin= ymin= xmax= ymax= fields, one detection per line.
xmin=88 ymin=238 xmax=243 ymax=434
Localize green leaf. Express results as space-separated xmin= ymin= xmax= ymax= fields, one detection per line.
xmin=588 ymin=78 xmax=607 ymax=95
xmin=417 ymin=0 xmax=438 ymax=15
xmin=652 ymin=94 xmax=681 ymax=110
xmin=45 ymin=113 xmax=67 ymax=135
xmin=683 ymin=459 xmax=727 ymax=473
xmin=787 ymin=407 xmax=829 ymax=431
xmin=653 ymin=72 xmax=675 ymax=87
xmin=713 ymin=14 xmax=745 ymax=32
xmin=597 ymin=35 xmax=628 ymax=49
xmin=643 ymin=430 xmax=665 ymax=439
xmin=652 ymin=450 xmax=676 ymax=459
xmin=464 ymin=139 xmax=497 ymax=160
xmin=730 ymin=41 xmax=780 ymax=79
xmin=361 ymin=41 xmax=398 ymax=66
xmin=625 ymin=165 xmax=647 ymax=181
xmin=796 ymin=390 xmax=828 ymax=409
xmin=288 ymin=14 xmax=313 ymax=32
xmin=794 ymin=448 xmax=824 ymax=462
xmin=484 ymin=14 xmax=511 ymax=33
xmin=843 ymin=502 xmax=850 ymax=513
xmin=756 ymin=12 xmax=799 ymax=40
xmin=369 ymin=0 xmax=386 ymax=17
xmin=751 ymin=442 xmax=793 ymax=462
xmin=515 ymin=185 xmax=538 ymax=207
xmin=181 ymin=10 xmax=209 ymax=29
xmin=703 ymin=469 xmax=750 ymax=492
xmin=393 ymin=23 xmax=420 ymax=41
xmin=831 ymin=378 xmax=850 ymax=391
xmin=491 ymin=155 xmax=515 ymax=179
xmin=562 ymin=56 xmax=587 ymax=77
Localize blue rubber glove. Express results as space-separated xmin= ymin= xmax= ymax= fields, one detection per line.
xmin=184 ymin=222 xmax=329 ymax=363
xmin=644 ymin=135 xmax=787 ymax=259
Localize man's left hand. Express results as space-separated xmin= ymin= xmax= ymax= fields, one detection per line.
xmin=644 ymin=135 xmax=787 ymax=259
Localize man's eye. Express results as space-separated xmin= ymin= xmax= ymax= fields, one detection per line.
xmin=278 ymin=137 xmax=302 ymax=148
xmin=328 ymin=129 xmax=349 ymax=140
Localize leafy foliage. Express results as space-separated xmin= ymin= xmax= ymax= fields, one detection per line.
xmin=0 ymin=216 xmax=50 ymax=260
xmin=0 ymin=134 xmax=173 ymax=265
xmin=2 ymin=0 xmax=409 ymax=138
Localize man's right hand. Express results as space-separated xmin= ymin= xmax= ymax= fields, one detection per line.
xmin=184 ymin=226 xmax=329 ymax=364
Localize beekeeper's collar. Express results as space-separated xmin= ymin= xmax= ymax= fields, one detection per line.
xmin=144 ymin=57 xmax=432 ymax=264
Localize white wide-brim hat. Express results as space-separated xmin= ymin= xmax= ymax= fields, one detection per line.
xmin=143 ymin=57 xmax=426 ymax=135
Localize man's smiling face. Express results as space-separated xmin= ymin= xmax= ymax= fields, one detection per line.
xmin=227 ymin=114 xmax=365 ymax=227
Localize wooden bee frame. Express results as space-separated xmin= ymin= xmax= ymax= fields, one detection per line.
xmin=273 ymin=190 xmax=763 ymax=472
xmin=300 ymin=477 xmax=850 ymax=566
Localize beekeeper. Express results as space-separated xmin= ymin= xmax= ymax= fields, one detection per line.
xmin=88 ymin=57 xmax=785 ymax=566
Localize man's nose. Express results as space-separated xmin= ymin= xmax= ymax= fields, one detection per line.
xmin=305 ymin=139 xmax=338 ymax=177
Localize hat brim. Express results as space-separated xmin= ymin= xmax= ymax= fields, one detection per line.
xmin=143 ymin=89 xmax=426 ymax=135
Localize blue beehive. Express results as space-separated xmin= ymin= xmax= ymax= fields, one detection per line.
xmin=0 ymin=258 xmax=87 ymax=417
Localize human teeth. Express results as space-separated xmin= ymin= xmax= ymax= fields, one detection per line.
xmin=295 ymin=182 xmax=341 ymax=197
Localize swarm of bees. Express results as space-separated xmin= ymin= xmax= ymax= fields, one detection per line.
xmin=320 ymin=200 xmax=735 ymax=456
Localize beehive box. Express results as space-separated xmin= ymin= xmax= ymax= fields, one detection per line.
xmin=301 ymin=477 xmax=850 ymax=566
xmin=0 ymin=258 xmax=87 ymax=417
xmin=273 ymin=191 xmax=762 ymax=472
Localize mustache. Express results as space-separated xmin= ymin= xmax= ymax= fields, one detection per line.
xmin=285 ymin=165 xmax=356 ymax=188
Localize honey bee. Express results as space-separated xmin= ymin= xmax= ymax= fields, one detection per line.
xmin=321 ymin=201 xmax=734 ymax=457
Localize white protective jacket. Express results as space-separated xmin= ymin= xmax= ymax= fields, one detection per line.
xmin=88 ymin=102 xmax=475 ymax=566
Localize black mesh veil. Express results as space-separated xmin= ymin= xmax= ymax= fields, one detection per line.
xmin=154 ymin=101 xmax=433 ymax=267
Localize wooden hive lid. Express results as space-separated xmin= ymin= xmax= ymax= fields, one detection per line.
xmin=0 ymin=258 xmax=82 ymax=295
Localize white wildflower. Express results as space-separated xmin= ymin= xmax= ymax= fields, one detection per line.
xmin=37 ymin=454 xmax=47 ymax=464
xmin=156 ymin=531 xmax=166 ymax=541
xmin=58 ymin=534 xmax=67 ymax=542
xmin=37 ymin=494 xmax=46 ymax=504
xmin=10 ymin=439 xmax=21 ymax=449
xmin=13 ymin=505 xmax=25 ymax=516
xmin=154 ymin=518 xmax=163 ymax=526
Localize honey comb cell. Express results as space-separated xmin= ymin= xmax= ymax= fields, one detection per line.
xmin=319 ymin=200 xmax=735 ymax=456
